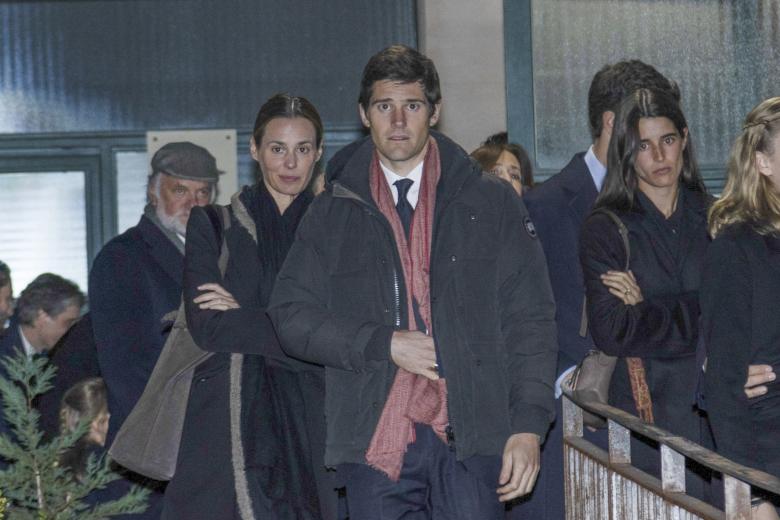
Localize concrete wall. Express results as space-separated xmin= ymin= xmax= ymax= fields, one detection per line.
xmin=417 ymin=0 xmax=507 ymax=153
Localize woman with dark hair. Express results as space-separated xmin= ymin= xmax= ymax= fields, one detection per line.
xmin=470 ymin=132 xmax=533 ymax=196
xmin=702 ymin=97 xmax=780 ymax=520
xmin=579 ymin=88 xmax=712 ymax=488
xmin=161 ymin=93 xmax=330 ymax=519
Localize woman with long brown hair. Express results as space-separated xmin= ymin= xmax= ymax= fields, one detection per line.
xmin=579 ymin=88 xmax=713 ymax=495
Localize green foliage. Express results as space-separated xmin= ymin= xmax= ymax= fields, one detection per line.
xmin=0 ymin=350 xmax=149 ymax=519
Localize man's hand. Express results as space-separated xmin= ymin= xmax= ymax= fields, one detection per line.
xmin=390 ymin=330 xmax=438 ymax=380
xmin=497 ymin=433 xmax=540 ymax=502
xmin=745 ymin=364 xmax=775 ymax=399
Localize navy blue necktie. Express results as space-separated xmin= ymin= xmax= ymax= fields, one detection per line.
xmin=392 ymin=178 xmax=432 ymax=347
xmin=394 ymin=178 xmax=414 ymax=238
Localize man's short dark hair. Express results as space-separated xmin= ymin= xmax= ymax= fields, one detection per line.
xmin=358 ymin=45 xmax=441 ymax=114
xmin=588 ymin=60 xmax=680 ymax=140
xmin=16 ymin=273 xmax=84 ymax=326
xmin=0 ymin=260 xmax=9 ymax=289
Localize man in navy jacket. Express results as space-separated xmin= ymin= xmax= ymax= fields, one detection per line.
xmin=90 ymin=142 xmax=219 ymax=518
xmin=519 ymin=61 xmax=679 ymax=519
xmin=0 ymin=273 xmax=84 ymax=457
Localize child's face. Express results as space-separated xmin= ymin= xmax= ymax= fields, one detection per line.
xmin=89 ymin=410 xmax=110 ymax=446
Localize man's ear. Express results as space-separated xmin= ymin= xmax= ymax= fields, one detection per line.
xmin=315 ymin=145 xmax=324 ymax=162
xmin=250 ymin=137 xmax=260 ymax=162
xmin=359 ymin=103 xmax=370 ymax=128
xmin=428 ymin=103 xmax=442 ymax=127
xmin=34 ymin=309 xmax=48 ymax=327
xmin=147 ymin=185 xmax=158 ymax=207
xmin=602 ymin=111 xmax=616 ymax=136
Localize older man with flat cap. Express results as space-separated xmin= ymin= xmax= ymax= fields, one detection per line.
xmin=90 ymin=142 xmax=219 ymax=518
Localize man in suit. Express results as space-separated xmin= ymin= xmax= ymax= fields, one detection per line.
xmin=518 ymin=61 xmax=679 ymax=519
xmin=0 ymin=273 xmax=84 ymax=443
xmin=90 ymin=142 xmax=219 ymax=518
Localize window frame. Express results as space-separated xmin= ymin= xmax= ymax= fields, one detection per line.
xmin=503 ymin=0 xmax=727 ymax=190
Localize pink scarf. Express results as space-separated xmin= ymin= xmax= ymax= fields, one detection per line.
xmin=364 ymin=138 xmax=449 ymax=481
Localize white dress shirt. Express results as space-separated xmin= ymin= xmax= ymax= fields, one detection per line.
xmin=380 ymin=161 xmax=424 ymax=209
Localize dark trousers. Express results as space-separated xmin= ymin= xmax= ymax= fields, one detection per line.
xmin=339 ymin=424 xmax=504 ymax=520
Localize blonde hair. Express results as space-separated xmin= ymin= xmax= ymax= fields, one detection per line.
xmin=709 ymin=97 xmax=780 ymax=237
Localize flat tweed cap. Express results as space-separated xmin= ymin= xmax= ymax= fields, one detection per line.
xmin=151 ymin=141 xmax=221 ymax=182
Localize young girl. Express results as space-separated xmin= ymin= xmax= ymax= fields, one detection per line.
xmin=59 ymin=377 xmax=110 ymax=480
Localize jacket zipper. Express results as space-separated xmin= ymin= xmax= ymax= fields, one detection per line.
xmin=427 ymin=173 xmax=469 ymax=453
xmin=332 ymin=182 xmax=405 ymax=328
xmin=392 ymin=268 xmax=401 ymax=327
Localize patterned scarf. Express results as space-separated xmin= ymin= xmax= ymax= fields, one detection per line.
xmin=365 ymin=137 xmax=449 ymax=481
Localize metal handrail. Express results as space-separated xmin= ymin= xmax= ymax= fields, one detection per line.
xmin=561 ymin=379 xmax=780 ymax=520
xmin=560 ymin=384 xmax=780 ymax=497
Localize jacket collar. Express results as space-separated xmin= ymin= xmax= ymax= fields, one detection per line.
xmin=138 ymin=215 xmax=184 ymax=289
xmin=559 ymin=152 xmax=599 ymax=224
xmin=328 ymin=130 xmax=477 ymax=209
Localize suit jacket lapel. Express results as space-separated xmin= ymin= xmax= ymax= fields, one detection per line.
xmin=562 ymin=155 xmax=599 ymax=234
xmin=138 ymin=216 xmax=184 ymax=290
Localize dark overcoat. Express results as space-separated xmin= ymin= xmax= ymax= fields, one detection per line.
xmin=580 ymin=188 xmax=711 ymax=472
xmin=161 ymin=196 xmax=326 ymax=520
xmin=90 ymin=215 xmax=183 ymax=444
xmin=525 ymin=152 xmax=599 ymax=372
xmin=38 ymin=313 xmax=101 ymax=439
xmin=0 ymin=319 xmax=25 ymax=444
xmin=702 ymin=224 xmax=780 ymax=477
xmin=90 ymin=214 xmax=181 ymax=518
xmin=520 ymin=152 xmax=599 ymax=520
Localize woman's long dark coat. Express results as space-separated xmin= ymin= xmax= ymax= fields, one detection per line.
xmin=579 ymin=188 xmax=712 ymax=484
xmin=161 ymin=190 xmax=327 ymax=520
xmin=702 ymin=224 xmax=780 ymax=477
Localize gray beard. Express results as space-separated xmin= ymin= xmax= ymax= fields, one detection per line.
xmin=155 ymin=204 xmax=187 ymax=236
xmin=143 ymin=203 xmax=185 ymax=255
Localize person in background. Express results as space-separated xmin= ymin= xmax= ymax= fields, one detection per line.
xmin=702 ymin=96 xmax=780 ymax=520
xmin=470 ymin=131 xmax=533 ymax=196
xmin=580 ymin=88 xmax=712 ymax=497
xmin=59 ymin=377 xmax=111 ymax=481
xmin=58 ymin=377 xmax=132 ymax=509
xmin=518 ymin=60 xmax=680 ymax=519
xmin=89 ymin=141 xmax=220 ymax=518
xmin=0 ymin=261 xmax=14 ymax=331
xmin=0 ymin=273 xmax=84 ymax=446
xmin=164 ymin=94 xmax=332 ymax=519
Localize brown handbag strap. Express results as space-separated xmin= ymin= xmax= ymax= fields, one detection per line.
xmin=580 ymin=207 xmax=630 ymax=337
xmin=582 ymin=207 xmax=654 ymax=423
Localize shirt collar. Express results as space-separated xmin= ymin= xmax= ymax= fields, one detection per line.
xmin=380 ymin=160 xmax=424 ymax=208
xmin=18 ymin=326 xmax=37 ymax=357
xmin=584 ymin=145 xmax=607 ymax=192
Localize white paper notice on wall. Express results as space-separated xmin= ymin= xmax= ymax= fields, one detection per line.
xmin=146 ymin=129 xmax=238 ymax=205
